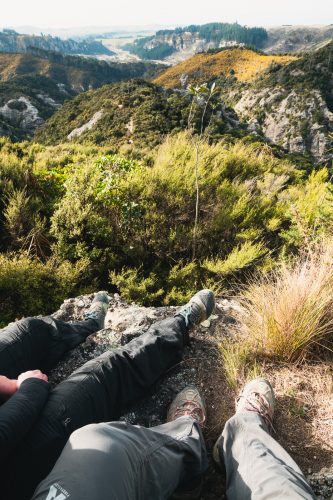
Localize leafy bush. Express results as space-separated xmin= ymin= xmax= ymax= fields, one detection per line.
xmin=0 ymin=253 xmax=90 ymax=326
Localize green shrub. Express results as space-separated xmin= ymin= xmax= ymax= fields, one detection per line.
xmin=0 ymin=253 xmax=90 ymax=326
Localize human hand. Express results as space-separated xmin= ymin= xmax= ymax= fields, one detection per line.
xmin=0 ymin=376 xmax=18 ymax=400
xmin=17 ymin=370 xmax=48 ymax=388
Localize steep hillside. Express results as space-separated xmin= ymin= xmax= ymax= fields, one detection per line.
xmin=264 ymin=25 xmax=333 ymax=54
xmin=0 ymin=52 xmax=161 ymax=140
xmin=35 ymin=79 xmax=195 ymax=148
xmin=0 ymin=51 xmax=160 ymax=92
xmin=0 ymin=29 xmax=112 ymax=56
xmin=0 ymin=75 xmax=74 ymax=140
xmin=228 ymin=42 xmax=333 ymax=163
xmin=154 ymin=48 xmax=297 ymax=88
xmin=124 ymin=23 xmax=268 ymax=62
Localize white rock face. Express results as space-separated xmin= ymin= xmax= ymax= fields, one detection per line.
xmin=0 ymin=96 xmax=43 ymax=130
xmin=234 ymin=86 xmax=333 ymax=162
xmin=36 ymin=94 xmax=61 ymax=109
xmin=67 ymin=110 xmax=103 ymax=140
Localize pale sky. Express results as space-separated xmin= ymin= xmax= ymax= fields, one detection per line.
xmin=1 ymin=0 xmax=332 ymax=31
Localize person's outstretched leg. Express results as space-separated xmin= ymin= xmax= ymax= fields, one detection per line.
xmin=32 ymin=387 xmax=208 ymax=500
xmin=0 ymin=292 xmax=109 ymax=378
xmin=5 ymin=290 xmax=215 ymax=500
xmin=213 ymin=378 xmax=315 ymax=500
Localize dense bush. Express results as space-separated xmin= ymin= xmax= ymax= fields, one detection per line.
xmin=0 ymin=131 xmax=332 ymax=321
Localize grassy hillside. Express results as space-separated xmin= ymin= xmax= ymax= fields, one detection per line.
xmin=154 ymin=48 xmax=297 ymax=88
xmin=226 ymin=42 xmax=333 ymax=163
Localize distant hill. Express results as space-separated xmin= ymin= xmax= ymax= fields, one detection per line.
xmin=0 ymin=51 xmax=160 ymax=92
xmin=264 ymin=25 xmax=333 ymax=54
xmin=122 ymin=24 xmax=333 ymax=64
xmin=154 ymin=47 xmax=297 ymax=88
xmin=0 ymin=52 xmax=161 ymax=140
xmin=0 ymin=29 xmax=112 ymax=56
xmin=123 ymin=22 xmax=268 ymax=62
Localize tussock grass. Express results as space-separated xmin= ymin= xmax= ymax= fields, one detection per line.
xmin=241 ymin=241 xmax=333 ymax=362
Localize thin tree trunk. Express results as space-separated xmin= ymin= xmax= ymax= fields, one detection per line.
xmin=192 ymin=141 xmax=199 ymax=259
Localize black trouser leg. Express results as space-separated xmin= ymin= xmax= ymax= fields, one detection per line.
xmin=0 ymin=317 xmax=99 ymax=378
xmin=4 ymin=316 xmax=187 ymax=500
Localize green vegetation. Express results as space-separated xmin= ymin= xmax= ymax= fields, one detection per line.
xmin=1 ymin=126 xmax=332 ymax=324
xmin=34 ymin=79 xmax=218 ymax=148
xmin=158 ymin=23 xmax=268 ymax=47
xmin=123 ymin=39 xmax=176 ymax=60
xmin=0 ymin=53 xmax=161 ymax=141
xmin=261 ymin=41 xmax=333 ymax=109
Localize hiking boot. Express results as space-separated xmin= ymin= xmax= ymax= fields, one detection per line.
xmin=236 ymin=377 xmax=275 ymax=429
xmin=168 ymin=386 xmax=206 ymax=500
xmin=176 ymin=289 xmax=215 ymax=328
xmin=167 ymin=385 xmax=206 ymax=428
xmin=84 ymin=291 xmax=109 ymax=329
xmin=213 ymin=377 xmax=275 ymax=468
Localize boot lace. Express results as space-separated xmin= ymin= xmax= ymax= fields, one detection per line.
xmin=174 ymin=400 xmax=205 ymax=427
xmin=239 ymin=392 xmax=275 ymax=432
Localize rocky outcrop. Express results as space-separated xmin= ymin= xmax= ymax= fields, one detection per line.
xmin=0 ymin=97 xmax=43 ymax=133
xmin=67 ymin=110 xmax=103 ymax=140
xmin=233 ymin=86 xmax=333 ymax=163
xmin=264 ymin=25 xmax=333 ymax=54
xmin=48 ymin=292 xmax=333 ymax=498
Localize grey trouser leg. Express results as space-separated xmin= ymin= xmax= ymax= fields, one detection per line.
xmin=32 ymin=416 xmax=208 ymax=500
xmin=219 ymin=412 xmax=315 ymax=499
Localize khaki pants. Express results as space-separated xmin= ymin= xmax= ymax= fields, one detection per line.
xmin=32 ymin=412 xmax=315 ymax=500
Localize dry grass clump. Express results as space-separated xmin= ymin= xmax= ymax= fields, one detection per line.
xmin=241 ymin=242 xmax=333 ymax=362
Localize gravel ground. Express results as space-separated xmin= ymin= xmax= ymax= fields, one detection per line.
xmin=49 ymin=292 xmax=333 ymax=499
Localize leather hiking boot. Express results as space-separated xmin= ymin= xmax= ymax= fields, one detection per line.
xmin=236 ymin=377 xmax=275 ymax=429
xmin=167 ymin=385 xmax=206 ymax=428
xmin=168 ymin=386 xmax=206 ymax=500
xmin=213 ymin=377 xmax=275 ymax=468
xmin=84 ymin=291 xmax=109 ymax=329
xmin=176 ymin=289 xmax=215 ymax=328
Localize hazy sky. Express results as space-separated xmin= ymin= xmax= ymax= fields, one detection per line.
xmin=1 ymin=0 xmax=332 ymax=30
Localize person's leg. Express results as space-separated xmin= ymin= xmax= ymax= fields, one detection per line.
xmin=0 ymin=316 xmax=99 ymax=378
xmin=32 ymin=386 xmax=208 ymax=500
xmin=214 ymin=378 xmax=315 ymax=500
xmin=0 ymin=292 xmax=109 ymax=378
xmin=5 ymin=291 xmax=215 ymax=500
xmin=32 ymin=418 xmax=207 ymax=500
